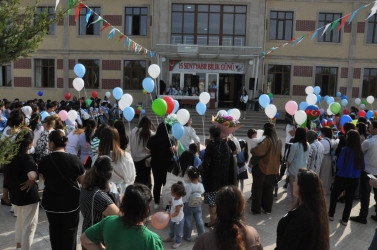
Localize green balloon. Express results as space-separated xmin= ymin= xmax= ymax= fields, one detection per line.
xmin=330 ymin=102 xmax=341 ymax=115
xmin=152 ymin=98 xmax=167 ymax=116
xmin=85 ymin=99 xmax=92 ymax=107
xmin=362 ymin=100 xmax=367 ymax=105
xmin=300 ymin=120 xmax=307 ymax=128
xmin=268 ymin=93 xmax=273 ymax=98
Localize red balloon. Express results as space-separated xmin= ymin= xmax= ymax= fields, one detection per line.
xmin=343 ymin=109 xmax=349 ymax=115
xmin=163 ymin=96 xmax=175 ymax=114
xmin=358 ymin=110 xmax=366 ymax=117
xmin=64 ymin=92 xmax=71 ymax=100
xmin=151 ymin=212 xmax=170 ymax=229
xmin=135 ymin=109 xmax=141 ymax=114
xmin=92 ymin=91 xmax=98 ymax=98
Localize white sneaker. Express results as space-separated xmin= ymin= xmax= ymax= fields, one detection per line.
xmin=154 ymin=204 xmax=159 ymax=210
xmin=172 ymin=243 xmax=181 ymax=249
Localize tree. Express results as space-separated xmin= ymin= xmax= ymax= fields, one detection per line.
xmin=0 ymin=0 xmax=81 ymax=65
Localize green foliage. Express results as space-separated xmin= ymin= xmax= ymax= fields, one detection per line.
xmin=0 ymin=129 xmax=28 ymax=166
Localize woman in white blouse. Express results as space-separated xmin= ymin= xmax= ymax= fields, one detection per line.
xmin=319 ymin=126 xmax=337 ymax=195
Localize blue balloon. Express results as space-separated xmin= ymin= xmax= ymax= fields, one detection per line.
xmin=172 ymin=123 xmax=184 ymax=140
xmin=196 ymin=102 xmax=206 ymax=115
xmin=74 ymin=64 xmax=86 ymax=78
xmin=140 ymin=109 xmax=146 ymax=115
xmin=123 ymin=107 xmax=135 ymax=121
xmin=38 ymin=91 xmax=43 ymax=97
xmin=258 ymin=94 xmax=270 ymax=108
xmin=367 ymin=110 xmax=374 ymax=119
xmin=313 ymin=86 xmax=321 ymax=95
xmin=299 ymin=102 xmax=309 ymax=111
xmin=113 ymin=87 xmax=123 ymax=100
xmin=341 ymin=99 xmax=348 ymax=107
xmin=172 ymin=100 xmax=179 ymax=114
xmin=275 ymin=113 xmax=280 ymax=118
xmin=336 ymin=92 xmax=341 ymax=97
xmin=142 ymin=77 xmax=155 ymax=93
xmin=327 ymin=97 xmax=335 ymax=105
xmin=324 ymin=95 xmax=329 ymax=102
xmin=227 ymin=109 xmax=232 ymax=115
xmin=340 ymin=115 xmax=352 ymax=126
xmin=317 ymin=95 xmax=322 ymax=103
xmin=341 ymin=96 xmax=348 ymax=100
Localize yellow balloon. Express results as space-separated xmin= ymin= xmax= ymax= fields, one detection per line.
xmin=142 ymin=89 xmax=147 ymax=94
xmin=352 ymin=120 xmax=357 ymax=126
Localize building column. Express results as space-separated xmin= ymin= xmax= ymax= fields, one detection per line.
xmin=346 ymin=2 xmax=359 ymax=98
xmin=63 ymin=0 xmax=70 ymax=93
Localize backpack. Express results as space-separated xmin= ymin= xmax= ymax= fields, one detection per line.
xmin=188 ymin=183 xmax=203 ymax=208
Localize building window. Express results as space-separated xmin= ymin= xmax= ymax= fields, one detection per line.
xmin=78 ymin=59 xmax=100 ymax=89
xmin=267 ymin=65 xmax=291 ymax=95
xmin=362 ymin=68 xmax=377 ymax=97
xmin=35 ymin=7 xmax=56 ymax=35
xmin=171 ymin=4 xmax=246 ymax=46
xmin=123 ymin=61 xmax=146 ymax=89
xmin=315 ymin=67 xmax=338 ymax=96
xmin=367 ymin=14 xmax=377 ymax=44
xmin=269 ymin=11 xmax=293 ymax=40
xmin=79 ymin=7 xmax=101 ymax=35
xmin=35 ymin=59 xmax=55 ymax=88
xmin=125 ymin=7 xmax=148 ymax=36
xmin=318 ymin=13 xmax=341 ymax=43
xmin=0 ymin=64 xmax=12 ymax=87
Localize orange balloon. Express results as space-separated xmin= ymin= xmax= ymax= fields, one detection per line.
xmin=151 ymin=212 xmax=170 ymax=229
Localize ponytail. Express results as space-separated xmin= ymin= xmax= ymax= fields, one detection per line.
xmin=85 ymin=119 xmax=97 ymax=143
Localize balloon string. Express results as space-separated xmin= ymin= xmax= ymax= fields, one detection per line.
xmin=128 ymin=121 xmax=131 ymax=137
xmin=163 ymin=121 xmax=182 ymax=175
xmin=149 ymin=94 xmax=159 ymax=125
xmin=202 ymin=115 xmax=205 ymax=144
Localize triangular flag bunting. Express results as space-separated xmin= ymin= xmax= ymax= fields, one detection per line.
xmin=55 ymin=0 xmax=60 ymax=11
xmin=75 ymin=3 xmax=85 ymax=22
xmin=330 ymin=19 xmax=341 ymax=31
xmin=138 ymin=46 xmax=143 ymax=53
xmin=67 ymin=0 xmax=75 ymax=15
xmin=123 ymin=38 xmax=129 ymax=47
xmin=312 ymin=27 xmax=323 ymax=39
xmin=107 ymin=28 xmax=116 ymax=40
xmin=117 ymin=35 xmax=125 ymax=43
xmin=100 ymin=24 xmax=111 ymax=32
xmin=366 ymin=1 xmax=377 ymax=20
xmin=292 ymin=35 xmax=305 ymax=46
xmin=89 ymin=16 xmax=102 ymax=26
xmin=350 ymin=5 xmax=367 ymax=23
xmin=86 ymin=10 xmax=93 ymax=25
xmin=321 ymin=23 xmax=331 ymax=36
xmin=338 ymin=14 xmax=351 ymax=31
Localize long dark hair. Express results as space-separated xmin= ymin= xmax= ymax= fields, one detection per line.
xmin=239 ymin=140 xmax=249 ymax=161
xmin=82 ymin=155 xmax=113 ymax=191
xmin=155 ymin=122 xmax=171 ymax=141
xmin=137 ymin=116 xmax=156 ymax=146
xmin=345 ymin=130 xmax=364 ymax=170
xmin=85 ymin=119 xmax=97 ymax=143
xmin=29 ymin=113 xmax=41 ymax=131
xmin=296 ymin=169 xmax=329 ymax=250
xmin=321 ymin=126 xmax=333 ymax=139
xmin=16 ymin=129 xmax=34 ymax=157
xmin=356 ymin=122 xmax=367 ymax=138
xmin=209 ymin=126 xmax=221 ymax=142
xmin=114 ymin=120 xmax=129 ymax=150
xmin=215 ymin=186 xmax=248 ymax=250
xmin=263 ymin=123 xmax=279 ymax=153
xmin=99 ymin=127 xmax=123 ymax=163
xmin=292 ymin=127 xmax=308 ymax=151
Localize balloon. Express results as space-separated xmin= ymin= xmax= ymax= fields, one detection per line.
xmin=105 ymin=91 xmax=111 ymax=98
xmin=305 ymin=105 xmax=320 ymax=121
xmin=360 ymin=104 xmax=366 ymax=109
xmin=326 ymin=97 xmax=334 ymax=105
xmin=313 ymin=86 xmax=321 ymax=95
xmin=118 ymin=98 xmax=128 ymax=111
xmin=67 ymin=110 xmax=77 ymax=122
xmin=85 ymin=99 xmax=92 ymax=107
xmin=268 ymin=93 xmax=273 ymax=98
xmin=163 ymin=96 xmax=175 ymax=114
xmin=148 ymin=64 xmax=161 ymax=79
xmin=355 ymin=98 xmax=361 ymax=105
xmin=38 ymin=91 xmax=43 ymax=97
xmin=341 ymin=96 xmax=347 ymax=100
xmin=140 ymin=109 xmax=146 ymax=115
xmin=367 ymin=96 xmax=375 ymax=104
xmin=21 ymin=106 xmax=32 ymax=116
xmin=362 ymin=100 xmax=367 ymax=106
xmin=321 ymin=119 xmax=327 ymax=127
xmin=270 ymin=97 xmax=274 ymax=103
xmin=172 ymin=100 xmax=179 ymax=114
xmin=306 ymin=94 xmax=317 ymax=105
xmin=92 ymin=91 xmax=98 ymax=98
xmin=142 ymin=89 xmax=148 ymax=94
xmin=330 ymin=102 xmax=341 ymax=115
xmin=65 ymin=92 xmax=71 ymax=100
xmin=343 ymin=109 xmax=350 ymax=115
xmin=285 ymin=101 xmax=298 ymax=116
xmin=40 ymin=111 xmax=49 ymax=121
xmin=196 ymin=102 xmax=206 ymax=115
xmin=374 ymin=110 xmax=377 ymax=118
xmin=177 ymin=109 xmax=190 ymax=125
xmin=299 ymin=102 xmax=308 ymax=111
xmin=227 ymin=109 xmax=232 ymax=115
xmin=336 ymin=92 xmax=341 ymax=97
xmin=172 ymin=123 xmax=184 ymax=140
xmin=58 ymin=110 xmax=68 ymax=121
xmin=258 ymin=94 xmax=270 ymax=108
xmin=121 ymin=94 xmax=133 ymax=107
xmin=229 ymin=109 xmax=241 ymax=120
xmin=367 ymin=110 xmax=374 ymax=119
xmin=199 ymin=92 xmax=210 ymax=105
xmin=137 ymin=106 xmax=143 ymax=111
xmin=265 ymin=104 xmax=277 ymax=119
xmin=358 ymin=110 xmax=366 ymax=117
xmin=327 ymin=118 xmax=335 ymax=128
xmin=142 ymin=77 xmax=155 ymax=93
xmin=294 ymin=110 xmax=307 ymax=125
xmin=305 ymin=86 xmax=314 ymax=95
xmin=152 ymin=98 xmax=167 ymax=116
xmin=123 ymin=107 xmax=135 ymax=121
xmin=340 ymin=115 xmax=352 ymax=126
xmin=320 ymin=108 xmax=325 ymax=115
xmin=113 ymin=87 xmax=123 ymax=100
xmin=317 ymin=95 xmax=321 ymax=103
xmin=73 ymin=78 xmax=84 ymax=91
xmin=217 ymin=110 xmax=228 ymax=116
xmin=352 ymin=120 xmax=358 ymax=126
xmin=341 ymin=99 xmax=348 ymax=107
xmin=276 ymin=113 xmax=280 ymax=118
xmin=151 ymin=212 xmax=170 ymax=230
xmin=74 ymin=63 xmax=86 ymax=78
xmin=324 ymin=95 xmax=329 ymax=102
xmin=135 ymin=109 xmax=141 ymax=115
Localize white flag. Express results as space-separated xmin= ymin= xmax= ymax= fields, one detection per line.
xmin=321 ymin=23 xmax=331 ymax=37
xmin=55 ymin=0 xmax=60 ymax=11
xmin=366 ymin=1 xmax=377 ymax=20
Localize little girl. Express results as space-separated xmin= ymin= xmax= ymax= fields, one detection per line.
xmin=164 ymin=181 xmax=186 ymax=249
xmin=237 ymin=140 xmax=249 ymax=192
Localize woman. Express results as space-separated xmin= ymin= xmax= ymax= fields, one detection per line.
xmin=114 ymin=120 xmax=128 ymax=150
xmin=78 ymin=119 xmax=97 ymax=168
xmin=307 ymin=130 xmax=324 ymax=174
xmin=130 ymin=116 xmax=155 ymax=189
xmin=240 ymin=89 xmax=248 ymax=120
xmin=180 ymin=117 xmax=200 ymax=152
xmin=275 ymin=169 xmax=329 ymax=250
xmin=251 ymin=123 xmax=282 ymax=214
xmin=193 ymin=186 xmax=263 ymax=250
xmin=6 ymin=130 xmax=40 ymax=249
xmin=319 ymin=126 xmax=335 ymax=195
xmin=98 ymin=127 xmax=135 ymax=194
xmin=65 ymin=128 xmax=85 ymax=156
xmin=329 ymin=130 xmax=365 ymax=225
xmin=38 ymin=130 xmax=85 ymax=250
xmin=287 ymin=127 xmax=309 ymax=209
xmin=29 ymin=113 xmax=43 ymax=146
xmin=202 ymin=126 xmax=231 ymax=227
xmin=90 ymin=124 xmax=108 ymax=156
xmin=357 ymin=122 xmax=368 ymax=143
xmin=35 ymin=114 xmax=58 ymax=162
xmin=146 ymin=122 xmax=176 ymax=210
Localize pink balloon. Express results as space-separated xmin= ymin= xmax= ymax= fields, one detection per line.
xmin=285 ymin=101 xmax=298 ymax=116
xmin=151 ymin=212 xmax=170 ymax=230
xmin=58 ymin=110 xmax=68 ymax=121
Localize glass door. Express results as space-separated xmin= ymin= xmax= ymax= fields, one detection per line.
xmin=206 ymin=73 xmax=219 ymax=107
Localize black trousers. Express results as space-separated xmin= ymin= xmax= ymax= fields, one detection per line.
xmin=46 ymin=210 xmax=80 ymax=250
xmin=359 ymin=171 xmax=377 ymax=219
xmin=251 ymin=165 xmax=275 ymax=213
xmin=152 ymin=162 xmax=168 ymax=204
xmin=134 ymin=159 xmax=152 ymax=190
xmin=328 ymin=176 xmax=359 ymax=222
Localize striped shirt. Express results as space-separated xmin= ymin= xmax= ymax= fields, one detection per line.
xmin=90 ymin=137 xmax=100 ymax=156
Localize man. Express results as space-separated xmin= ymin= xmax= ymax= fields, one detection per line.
xmin=350 ymin=121 xmax=377 ymax=224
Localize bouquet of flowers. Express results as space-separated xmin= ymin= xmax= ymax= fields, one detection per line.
xmin=212 ymin=114 xmax=241 ymax=138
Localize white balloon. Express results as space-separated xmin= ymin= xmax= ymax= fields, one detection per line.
xmin=121 ymin=93 xmax=133 ymax=107
xmin=355 ymin=98 xmax=361 ymax=105
xmin=73 ymin=78 xmax=84 ymax=91
xmin=367 ymin=96 xmax=375 ymax=104
xmin=360 ymin=104 xmax=366 ymax=109
xmin=294 ymin=110 xmax=307 ymax=125
xmin=199 ymin=92 xmax=210 ymax=105
xmin=265 ymin=104 xmax=277 ymax=119
xmin=256 ymin=129 xmax=264 ymax=138
xmin=67 ymin=110 xmax=77 ymax=122
xmin=217 ymin=110 xmax=228 ymax=116
xmin=327 ymin=108 xmax=334 ymax=116
xmin=148 ymin=64 xmax=161 ymax=79
xmin=105 ymin=91 xmax=111 ymax=98
xmin=305 ymin=86 xmax=314 ymax=95
xmin=177 ymin=109 xmax=190 ymax=125
xmin=21 ymin=106 xmax=32 ymax=116
xmin=118 ymin=98 xmax=128 ymax=111
xmin=229 ymin=109 xmax=241 ymax=120
xmin=306 ymin=94 xmax=317 ymax=105
xmin=167 ymin=114 xmax=177 ymax=120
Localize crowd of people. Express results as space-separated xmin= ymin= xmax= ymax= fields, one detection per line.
xmin=1 ymin=96 xmax=377 ymax=250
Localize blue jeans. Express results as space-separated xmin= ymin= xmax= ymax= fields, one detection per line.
xmin=169 ymin=218 xmax=184 ymax=244
xmin=369 ymin=227 xmax=377 ymax=250
xmin=183 ymin=203 xmax=205 ymax=240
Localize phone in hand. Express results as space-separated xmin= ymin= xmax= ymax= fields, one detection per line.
xmin=368 ymin=174 xmax=377 ymax=179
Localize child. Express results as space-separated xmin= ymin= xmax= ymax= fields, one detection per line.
xmin=199 ymin=139 xmax=211 ymax=161
xmin=183 ymin=167 xmax=205 ymax=241
xmin=165 ymin=181 xmax=186 ymax=249
xmin=237 ymin=140 xmax=249 ymax=192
